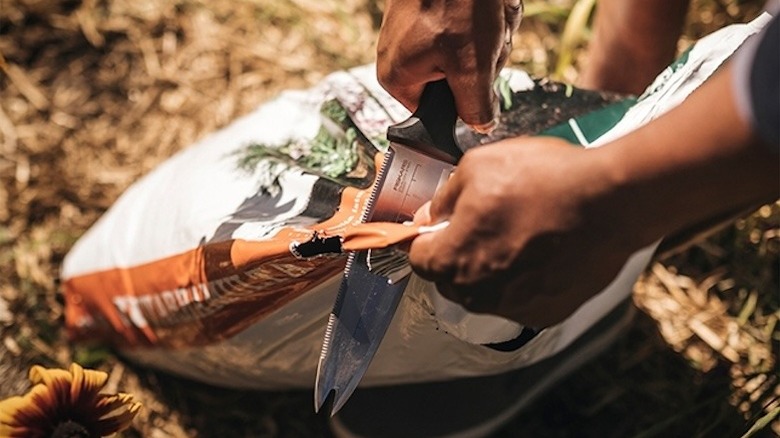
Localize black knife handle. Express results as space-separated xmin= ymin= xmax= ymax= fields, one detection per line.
xmin=386 ymin=80 xmax=463 ymax=164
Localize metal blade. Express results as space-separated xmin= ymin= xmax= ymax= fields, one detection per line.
xmin=314 ymin=254 xmax=410 ymax=414
xmin=315 ymin=80 xmax=462 ymax=415
xmin=314 ymin=144 xmax=455 ymax=415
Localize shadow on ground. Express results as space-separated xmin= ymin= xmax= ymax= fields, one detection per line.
xmin=124 ymin=310 xmax=751 ymax=438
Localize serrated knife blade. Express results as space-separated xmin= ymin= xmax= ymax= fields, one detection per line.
xmin=314 ymin=80 xmax=463 ymax=415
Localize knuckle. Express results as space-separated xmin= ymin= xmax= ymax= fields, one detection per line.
xmin=496 ymin=46 xmax=509 ymax=69
xmin=410 ymin=244 xmax=454 ymax=282
xmin=376 ymin=62 xmax=400 ymax=89
xmin=457 ymin=150 xmax=483 ymax=173
xmin=462 ymin=107 xmax=498 ymax=130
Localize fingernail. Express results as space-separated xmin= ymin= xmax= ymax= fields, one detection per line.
xmin=471 ymin=119 xmax=498 ymax=134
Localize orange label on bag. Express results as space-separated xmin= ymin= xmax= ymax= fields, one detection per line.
xmin=64 ymin=181 xmax=376 ymax=347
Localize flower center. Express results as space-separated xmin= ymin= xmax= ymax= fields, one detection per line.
xmin=51 ymin=420 xmax=94 ymax=438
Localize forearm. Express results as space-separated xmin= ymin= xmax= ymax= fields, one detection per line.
xmin=581 ymin=0 xmax=690 ymax=94
xmin=592 ymin=0 xmax=689 ymax=60
xmin=594 ymin=63 xmax=779 ymax=251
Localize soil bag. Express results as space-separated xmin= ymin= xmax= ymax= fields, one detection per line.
xmin=61 ymin=16 xmax=770 ymax=389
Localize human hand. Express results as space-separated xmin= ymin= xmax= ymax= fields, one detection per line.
xmin=408 ymin=137 xmax=633 ymax=327
xmin=408 ymin=62 xmax=780 ymax=328
xmin=377 ymin=0 xmax=523 ymax=132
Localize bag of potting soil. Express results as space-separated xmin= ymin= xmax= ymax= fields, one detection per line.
xmin=61 ymin=15 xmax=771 ymax=389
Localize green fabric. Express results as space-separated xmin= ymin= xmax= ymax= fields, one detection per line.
xmin=541 ymin=98 xmax=637 ymax=146
xmin=540 ymin=44 xmax=694 ymax=146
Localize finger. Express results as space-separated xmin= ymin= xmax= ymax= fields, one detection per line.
xmin=433 ymin=281 xmax=457 ymax=304
xmin=427 ymin=167 xmax=466 ymax=222
xmin=408 ymin=172 xmax=467 ymax=281
xmin=376 ymin=27 xmax=445 ymax=112
xmin=434 ymin=279 xmax=502 ymax=316
xmin=408 ymin=223 xmax=458 ymax=282
xmin=505 ymin=0 xmax=523 ymax=33
xmin=496 ymin=0 xmax=522 ymax=83
xmin=376 ymin=3 xmax=422 ymax=111
xmin=496 ymin=39 xmax=511 ymax=74
xmin=496 ymin=0 xmax=522 ymax=80
xmin=443 ymin=1 xmax=505 ymax=131
xmin=447 ymin=70 xmax=500 ymax=134
xmin=397 ymin=202 xmax=433 ymax=253
xmin=412 ymin=202 xmax=433 ymax=226
xmin=376 ymin=60 xmax=430 ymax=112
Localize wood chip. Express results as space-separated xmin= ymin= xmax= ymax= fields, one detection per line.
xmin=688 ymin=318 xmax=740 ymax=363
xmin=1 ymin=62 xmax=49 ymax=111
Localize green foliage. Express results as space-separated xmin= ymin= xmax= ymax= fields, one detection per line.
xmin=73 ymin=346 xmax=113 ymax=369
xmin=495 ymin=75 xmax=514 ymax=111
xmin=237 ymin=127 xmax=358 ymax=180
xmin=320 ymin=98 xmax=350 ymax=126
xmin=235 ymin=99 xmax=360 ymax=189
xmin=309 ymin=126 xmax=359 ymax=178
xmin=554 ymin=0 xmax=597 ymax=80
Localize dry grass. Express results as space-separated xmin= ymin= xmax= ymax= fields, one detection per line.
xmin=0 ymin=0 xmax=777 ymax=436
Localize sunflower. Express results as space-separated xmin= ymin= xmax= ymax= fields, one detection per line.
xmin=0 ymin=363 xmax=141 ymax=438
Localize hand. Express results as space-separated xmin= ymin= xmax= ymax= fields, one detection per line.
xmin=377 ymin=0 xmax=523 ymax=132
xmin=408 ymin=64 xmax=779 ymax=328
xmin=409 ymin=137 xmax=633 ymax=327
xmin=408 ymin=137 xmax=631 ymax=327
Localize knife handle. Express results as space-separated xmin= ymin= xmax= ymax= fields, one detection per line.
xmin=387 ymin=80 xmax=463 ymax=164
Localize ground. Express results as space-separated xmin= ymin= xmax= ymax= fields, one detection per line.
xmin=0 ymin=0 xmax=777 ymax=437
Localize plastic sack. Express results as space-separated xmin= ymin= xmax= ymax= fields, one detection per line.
xmin=61 ymin=15 xmax=770 ymax=389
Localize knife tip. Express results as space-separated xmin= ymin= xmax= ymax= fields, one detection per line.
xmin=314 ymin=387 xmax=331 ymax=414
xmin=314 ymin=387 xmax=348 ymax=417
xmin=314 ymin=379 xmax=357 ymax=416
xmin=330 ymin=390 xmax=352 ymax=416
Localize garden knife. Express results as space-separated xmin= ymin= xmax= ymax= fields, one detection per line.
xmin=315 ymin=80 xmax=463 ymax=415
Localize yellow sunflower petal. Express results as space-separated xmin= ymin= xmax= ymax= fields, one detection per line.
xmin=0 ymin=395 xmax=27 ymax=425
xmin=0 ymin=385 xmax=51 ymax=436
xmin=28 ymin=365 xmax=74 ymax=413
xmin=28 ymin=365 xmax=72 ymax=386
xmin=23 ymin=384 xmax=58 ymax=425
xmin=4 ymin=364 xmax=137 ymax=437
xmin=0 ymin=423 xmax=17 ymax=436
xmin=93 ymin=393 xmax=136 ymax=418
xmin=68 ymin=362 xmax=108 ymax=405
xmin=93 ymin=397 xmax=142 ymax=436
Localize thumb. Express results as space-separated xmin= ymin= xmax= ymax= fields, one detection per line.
xmin=428 ymin=167 xmax=464 ymax=222
xmin=412 ymin=202 xmax=433 ymax=226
